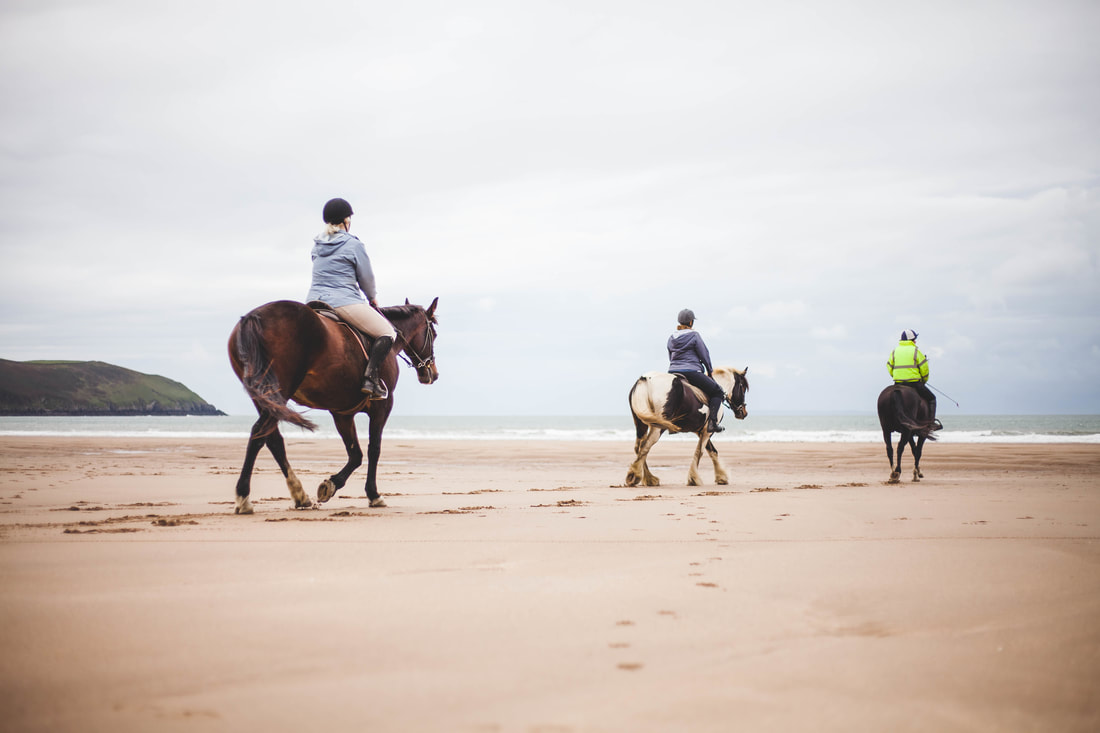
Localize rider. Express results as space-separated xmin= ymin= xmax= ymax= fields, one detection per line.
xmin=887 ymin=329 xmax=936 ymax=421
xmin=668 ymin=308 xmax=726 ymax=434
xmin=307 ymin=197 xmax=397 ymax=399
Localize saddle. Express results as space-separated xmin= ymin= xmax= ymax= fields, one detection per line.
xmin=671 ymin=374 xmax=710 ymax=405
xmin=307 ymin=301 xmax=374 ymax=357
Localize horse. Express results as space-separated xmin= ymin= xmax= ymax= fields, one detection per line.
xmin=626 ymin=367 xmax=749 ymax=487
xmin=877 ymin=383 xmax=937 ymax=484
xmin=227 ymin=298 xmax=438 ymax=514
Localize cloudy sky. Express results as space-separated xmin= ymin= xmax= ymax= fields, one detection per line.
xmin=1 ymin=0 xmax=1097 ymax=417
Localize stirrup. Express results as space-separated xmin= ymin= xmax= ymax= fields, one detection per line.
xmin=932 ymin=419 xmax=943 ymax=431
xmin=360 ymin=378 xmax=389 ymax=399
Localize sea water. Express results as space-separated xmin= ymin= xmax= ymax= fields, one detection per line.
xmin=0 ymin=414 xmax=1098 ymax=443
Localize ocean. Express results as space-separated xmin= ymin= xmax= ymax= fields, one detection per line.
xmin=1 ymin=414 xmax=1098 ymax=444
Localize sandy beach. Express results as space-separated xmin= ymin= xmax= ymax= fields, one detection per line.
xmin=1 ymin=436 xmax=1098 ymax=732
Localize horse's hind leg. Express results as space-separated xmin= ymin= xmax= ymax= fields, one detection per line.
xmin=705 ymin=439 xmax=729 ymax=485
xmin=911 ymin=435 xmax=925 ymax=482
xmin=317 ymin=413 xmax=363 ymax=504
xmin=627 ymin=427 xmax=663 ymax=487
xmin=264 ymin=427 xmax=311 ymax=508
xmin=891 ymin=432 xmax=909 ymax=484
xmin=882 ymin=429 xmax=900 ymax=484
xmin=235 ymin=414 xmax=276 ymax=514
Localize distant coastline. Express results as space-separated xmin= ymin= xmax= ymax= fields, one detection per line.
xmin=0 ymin=359 xmax=225 ymax=417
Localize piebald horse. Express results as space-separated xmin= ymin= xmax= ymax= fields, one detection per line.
xmin=626 ymin=367 xmax=749 ymax=487
xmin=228 ymin=298 xmax=438 ymax=514
xmin=877 ymin=384 xmax=937 ymax=483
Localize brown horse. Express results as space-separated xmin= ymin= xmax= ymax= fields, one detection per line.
xmin=227 ymin=298 xmax=438 ymax=514
xmin=877 ymin=384 xmax=937 ymax=483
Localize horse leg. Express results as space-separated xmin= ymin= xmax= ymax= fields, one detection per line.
xmin=687 ymin=432 xmax=708 ymax=486
xmin=893 ymin=431 xmax=910 ymax=484
xmin=706 ymin=438 xmax=729 ymax=485
xmin=882 ymin=428 xmax=900 ymax=484
xmin=627 ymin=427 xmax=663 ymax=487
xmin=263 ymin=426 xmax=311 ymax=509
xmin=317 ymin=413 xmax=363 ymax=503
xmin=234 ymin=414 xmax=276 ymax=514
xmin=363 ymin=404 xmax=392 ymax=507
xmin=912 ymin=435 xmax=926 ymax=482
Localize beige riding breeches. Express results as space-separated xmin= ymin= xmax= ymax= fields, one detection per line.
xmin=335 ymin=303 xmax=397 ymax=340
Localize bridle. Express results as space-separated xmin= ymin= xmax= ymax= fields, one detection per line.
xmin=396 ymin=319 xmax=436 ymax=373
xmin=725 ymin=376 xmax=748 ymax=419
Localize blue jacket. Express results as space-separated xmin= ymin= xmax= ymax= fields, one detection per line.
xmin=306 ymin=231 xmax=377 ymax=308
xmin=668 ymin=329 xmax=713 ymax=374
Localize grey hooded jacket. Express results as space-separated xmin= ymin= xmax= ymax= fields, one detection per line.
xmin=306 ymin=230 xmax=377 ymax=308
xmin=667 ymin=329 xmax=714 ymax=374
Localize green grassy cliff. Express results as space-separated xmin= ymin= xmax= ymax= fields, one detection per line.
xmin=0 ymin=359 xmax=225 ymax=416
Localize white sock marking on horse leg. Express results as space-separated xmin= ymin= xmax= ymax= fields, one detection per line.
xmin=286 ymin=468 xmax=311 ymax=508
xmin=235 ymin=496 xmax=254 ymax=515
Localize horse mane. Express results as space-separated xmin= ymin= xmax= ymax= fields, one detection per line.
xmin=713 ymin=366 xmax=749 ymax=392
xmin=379 ymin=303 xmax=437 ymax=325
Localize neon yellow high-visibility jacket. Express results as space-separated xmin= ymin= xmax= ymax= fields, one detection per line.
xmin=887 ymin=340 xmax=929 ymax=383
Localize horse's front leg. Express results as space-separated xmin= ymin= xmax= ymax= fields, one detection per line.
xmin=235 ymin=414 xmax=280 ymax=514
xmin=317 ymin=413 xmax=363 ymax=503
xmin=362 ymin=403 xmax=393 ymax=507
xmin=263 ymin=427 xmax=310 ymax=508
xmin=705 ymin=439 xmax=729 ymax=485
xmin=627 ymin=427 xmax=663 ymax=487
xmin=687 ymin=432 xmax=709 ymax=486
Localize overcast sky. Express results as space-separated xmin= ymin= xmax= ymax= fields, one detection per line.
xmin=1 ymin=0 xmax=1097 ymax=417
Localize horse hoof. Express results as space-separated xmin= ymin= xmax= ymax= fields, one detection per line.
xmin=317 ymin=479 xmax=336 ymax=504
xmin=716 ymin=477 xmax=729 ymax=486
xmin=296 ymin=498 xmax=314 ymax=509
xmin=369 ymin=497 xmax=387 ymax=508
xmin=644 ymin=476 xmax=660 ymax=487
xmin=234 ymin=497 xmax=254 ymax=515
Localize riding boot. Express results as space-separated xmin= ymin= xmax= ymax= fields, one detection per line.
xmin=706 ymin=395 xmax=725 ymax=434
xmin=929 ymin=396 xmax=942 ymax=430
xmin=361 ymin=336 xmax=393 ymax=399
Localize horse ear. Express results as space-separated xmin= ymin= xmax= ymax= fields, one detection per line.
xmin=405 ymin=298 xmax=411 ymax=305
xmin=427 ymin=297 xmax=438 ymax=318
xmin=743 ymin=366 xmax=748 ymax=374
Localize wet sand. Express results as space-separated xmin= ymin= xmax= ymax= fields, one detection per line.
xmin=1 ymin=437 xmax=1098 ymax=732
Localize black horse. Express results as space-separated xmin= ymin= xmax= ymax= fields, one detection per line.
xmin=877 ymin=384 xmax=937 ymax=484
xmin=228 ymin=299 xmax=438 ymax=514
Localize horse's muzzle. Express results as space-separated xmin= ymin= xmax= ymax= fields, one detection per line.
xmin=418 ymin=365 xmax=439 ymax=385
xmin=734 ymin=405 xmax=748 ymax=420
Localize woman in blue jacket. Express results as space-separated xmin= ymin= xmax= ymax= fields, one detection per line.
xmin=668 ymin=309 xmax=725 ymax=434
xmin=307 ymin=198 xmax=397 ymax=399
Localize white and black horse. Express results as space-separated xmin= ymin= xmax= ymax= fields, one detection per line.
xmin=626 ymin=367 xmax=749 ymax=487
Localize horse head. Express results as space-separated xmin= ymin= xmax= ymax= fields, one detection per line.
xmin=724 ymin=367 xmax=749 ymax=420
xmin=385 ymin=298 xmax=440 ymax=385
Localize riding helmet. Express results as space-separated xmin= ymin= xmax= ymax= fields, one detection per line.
xmin=901 ymin=329 xmax=918 ymax=341
xmin=677 ymin=309 xmax=695 ymax=326
xmin=322 ymin=198 xmax=354 ymax=224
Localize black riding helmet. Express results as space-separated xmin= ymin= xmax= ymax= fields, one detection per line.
xmin=323 ymin=198 xmax=354 ymax=224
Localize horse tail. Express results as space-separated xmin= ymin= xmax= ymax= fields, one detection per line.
xmin=234 ymin=313 xmax=317 ymax=434
xmin=628 ymin=377 xmax=649 ymax=440
xmin=890 ymin=388 xmax=937 ymax=441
